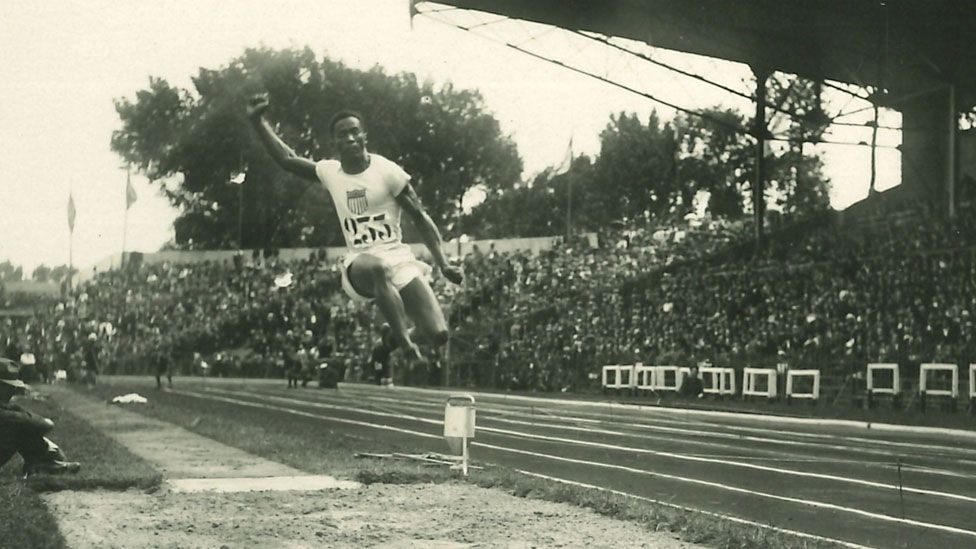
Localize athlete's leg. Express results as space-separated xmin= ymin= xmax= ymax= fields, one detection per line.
xmin=347 ymin=254 xmax=422 ymax=360
xmin=399 ymin=278 xmax=449 ymax=347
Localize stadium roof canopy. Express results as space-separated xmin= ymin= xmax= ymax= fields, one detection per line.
xmin=428 ymin=0 xmax=976 ymax=108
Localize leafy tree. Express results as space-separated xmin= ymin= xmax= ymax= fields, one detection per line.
xmin=672 ymin=108 xmax=754 ymax=219
xmin=48 ymin=265 xmax=77 ymax=283
xmin=31 ymin=265 xmax=51 ymax=282
xmin=591 ymin=111 xmax=678 ymax=224
xmin=111 ymin=47 xmax=522 ymax=249
xmin=0 ymin=261 xmax=23 ymax=282
xmin=764 ymin=75 xmax=832 ymax=216
xmin=462 ymin=155 xmax=596 ymax=239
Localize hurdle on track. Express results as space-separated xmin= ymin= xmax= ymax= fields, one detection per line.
xmin=700 ymin=367 xmax=736 ymax=396
xmin=866 ymin=363 xmax=900 ymax=395
xmin=652 ymin=365 xmax=689 ymax=392
xmin=601 ymin=365 xmax=620 ymax=389
xmin=742 ymin=368 xmax=777 ymax=399
xmin=970 ymin=364 xmax=976 ymax=399
xmin=635 ymin=363 xmax=656 ymax=392
xmin=970 ymin=364 xmax=976 ymax=414
xmin=919 ymin=363 xmax=958 ymax=398
xmin=601 ymin=364 xmax=636 ymax=391
xmin=785 ymin=369 xmax=820 ymax=400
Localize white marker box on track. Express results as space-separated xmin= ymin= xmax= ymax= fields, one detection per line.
xmin=866 ymin=363 xmax=900 ymax=395
xmin=653 ymin=366 xmax=688 ymax=392
xmin=786 ymin=369 xmax=820 ymax=400
xmin=444 ymin=394 xmax=476 ymax=476
xmin=919 ymin=363 xmax=958 ymax=398
xmin=743 ymin=368 xmax=777 ymax=398
xmin=970 ymin=364 xmax=976 ymax=400
xmin=700 ymin=367 xmax=736 ymax=396
xmin=635 ymin=363 xmax=656 ymax=392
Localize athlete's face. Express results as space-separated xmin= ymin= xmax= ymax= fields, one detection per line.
xmin=333 ymin=116 xmax=367 ymax=163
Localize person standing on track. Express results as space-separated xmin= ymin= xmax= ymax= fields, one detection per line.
xmin=247 ymin=93 xmax=463 ymax=362
xmin=153 ymin=333 xmax=173 ymax=390
xmin=370 ymin=324 xmax=398 ymax=386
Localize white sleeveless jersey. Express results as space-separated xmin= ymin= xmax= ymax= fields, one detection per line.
xmin=315 ymin=153 xmax=410 ymax=253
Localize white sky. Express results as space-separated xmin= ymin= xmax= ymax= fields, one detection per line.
xmin=0 ymin=0 xmax=901 ymax=274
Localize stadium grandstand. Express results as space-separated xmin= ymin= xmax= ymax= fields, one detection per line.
xmin=7 ymin=2 xmax=976 ymax=547
xmin=2 ymin=0 xmax=976 ymax=411
xmin=3 ymin=197 xmax=976 ymax=409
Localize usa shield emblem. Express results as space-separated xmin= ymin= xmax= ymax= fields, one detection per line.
xmin=346 ymin=189 xmax=368 ymax=215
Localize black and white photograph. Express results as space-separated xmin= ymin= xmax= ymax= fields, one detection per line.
xmin=2 ymin=1 xmax=976 ymax=547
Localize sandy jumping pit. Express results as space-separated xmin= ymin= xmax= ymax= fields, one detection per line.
xmin=40 ymin=386 xmax=697 ymax=548
xmin=44 ymin=483 xmax=694 ymax=548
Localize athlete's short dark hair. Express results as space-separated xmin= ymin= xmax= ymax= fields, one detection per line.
xmin=329 ymin=110 xmax=366 ymax=135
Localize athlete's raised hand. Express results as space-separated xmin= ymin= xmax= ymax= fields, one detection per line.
xmin=442 ymin=265 xmax=464 ymax=285
xmin=246 ymin=93 xmax=270 ymax=119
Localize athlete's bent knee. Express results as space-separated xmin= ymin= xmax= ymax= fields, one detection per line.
xmin=367 ymin=261 xmax=393 ymax=286
xmin=430 ymin=329 xmax=449 ymax=347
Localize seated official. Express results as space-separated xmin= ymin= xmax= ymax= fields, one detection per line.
xmin=0 ymin=358 xmax=81 ymax=477
xmin=678 ymin=365 xmax=705 ymax=398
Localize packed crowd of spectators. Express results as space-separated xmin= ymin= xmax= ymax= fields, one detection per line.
xmin=2 ymin=201 xmax=974 ymax=395
xmin=461 ymin=203 xmax=976 ymax=392
xmin=0 ymin=251 xmax=394 ymax=385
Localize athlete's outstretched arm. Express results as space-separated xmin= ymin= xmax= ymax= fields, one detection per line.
xmin=246 ymin=94 xmax=318 ymax=182
xmin=395 ymin=183 xmax=464 ymax=285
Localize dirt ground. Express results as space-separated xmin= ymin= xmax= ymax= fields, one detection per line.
xmin=44 ymin=483 xmax=694 ymax=548
xmin=41 ymin=387 xmax=698 ymax=548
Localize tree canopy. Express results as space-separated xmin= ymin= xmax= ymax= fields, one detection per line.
xmin=112 ymin=47 xmax=523 ymax=249
xmin=466 ymin=75 xmax=831 ymax=240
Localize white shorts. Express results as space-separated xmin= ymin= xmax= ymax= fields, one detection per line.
xmin=340 ymin=244 xmax=432 ymax=302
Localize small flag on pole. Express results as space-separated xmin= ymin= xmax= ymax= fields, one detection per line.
xmin=408 ymin=0 xmax=419 ymax=30
xmin=125 ymin=167 xmax=138 ymax=209
xmin=553 ymin=137 xmax=574 ymax=176
xmin=67 ymin=194 xmax=76 ymax=232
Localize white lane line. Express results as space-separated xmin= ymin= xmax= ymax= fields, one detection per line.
xmin=477 ymin=425 xmax=976 ymax=506
xmin=202 ymin=387 xmax=976 ymax=505
xmin=225 ymin=386 xmax=976 ymax=484
xmin=472 ymin=440 xmax=976 ymax=540
xmin=342 ymin=383 xmax=976 ymax=442
xmin=337 ymin=385 xmax=976 ymax=458
xmin=281 ymin=386 xmax=976 ymax=462
xmin=513 ymin=470 xmax=876 ymax=549
xmin=322 ymin=389 xmax=976 ymax=477
xmin=178 ymin=389 xmax=976 ymax=541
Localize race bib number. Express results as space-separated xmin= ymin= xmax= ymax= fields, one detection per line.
xmin=343 ymin=213 xmax=395 ymax=247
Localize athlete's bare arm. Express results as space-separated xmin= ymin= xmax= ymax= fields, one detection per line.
xmin=395 ymin=183 xmax=464 ymax=285
xmin=247 ymin=94 xmax=318 ymax=182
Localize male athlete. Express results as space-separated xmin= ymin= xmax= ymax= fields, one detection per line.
xmin=247 ymin=94 xmax=463 ymax=361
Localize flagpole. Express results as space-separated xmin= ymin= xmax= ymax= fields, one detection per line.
xmin=239 ymin=153 xmax=245 ymax=250
xmin=563 ymin=137 xmax=574 ymax=241
xmin=566 ymin=175 xmax=573 ymax=241
xmin=68 ymin=220 xmax=74 ymax=293
xmin=122 ymin=165 xmax=130 ymax=268
xmin=67 ymin=193 xmax=76 ymax=293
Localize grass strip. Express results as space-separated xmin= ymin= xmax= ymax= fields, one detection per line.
xmin=0 ymin=482 xmax=67 ymax=549
xmin=0 ymin=392 xmax=163 ymax=549
xmin=87 ymin=380 xmax=841 ymax=548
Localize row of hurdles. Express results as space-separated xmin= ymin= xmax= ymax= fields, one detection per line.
xmin=600 ymin=363 xmax=976 ymax=411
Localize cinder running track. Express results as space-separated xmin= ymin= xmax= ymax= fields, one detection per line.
xmin=105 ymin=377 xmax=976 ymax=548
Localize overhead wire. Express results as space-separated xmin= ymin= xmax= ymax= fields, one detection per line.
xmin=574 ymin=29 xmax=902 ymax=133
xmin=418 ymin=6 xmax=755 ymax=138
xmin=416 ymin=4 xmax=906 ymax=151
